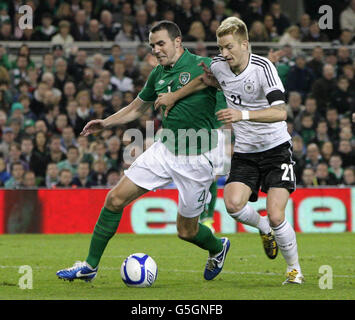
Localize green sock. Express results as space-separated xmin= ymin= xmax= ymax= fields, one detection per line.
xmin=200 ymin=181 xmax=217 ymax=221
xmin=86 ymin=207 xmax=123 ymax=268
xmin=186 ymin=223 xmax=223 ymax=255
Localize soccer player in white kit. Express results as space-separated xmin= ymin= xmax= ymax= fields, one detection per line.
xmin=155 ymin=17 xmax=304 ymax=284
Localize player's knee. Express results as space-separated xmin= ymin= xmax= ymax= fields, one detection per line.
xmin=105 ymin=189 xmax=126 ymax=212
xmin=224 ymin=197 xmax=246 ymax=214
xmin=177 ymin=226 xmax=198 ymax=241
xmin=268 ymin=211 xmax=285 ymax=228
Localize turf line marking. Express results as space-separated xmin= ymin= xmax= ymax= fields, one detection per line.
xmin=1 ymin=265 xmax=354 ymax=278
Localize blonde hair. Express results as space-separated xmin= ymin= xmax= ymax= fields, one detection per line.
xmin=216 ymin=17 xmax=249 ymax=41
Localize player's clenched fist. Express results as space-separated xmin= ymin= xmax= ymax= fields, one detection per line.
xmin=216 ymin=109 xmax=242 ymax=124
xmin=80 ymin=119 xmax=105 ymax=136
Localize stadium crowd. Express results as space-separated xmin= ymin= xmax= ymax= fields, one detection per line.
xmin=0 ymin=0 xmax=354 ymax=189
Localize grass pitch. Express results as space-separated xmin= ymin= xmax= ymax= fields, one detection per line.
xmin=0 ymin=233 xmax=354 ymax=300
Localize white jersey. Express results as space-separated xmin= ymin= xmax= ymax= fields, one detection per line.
xmin=210 ymin=53 xmax=291 ymax=153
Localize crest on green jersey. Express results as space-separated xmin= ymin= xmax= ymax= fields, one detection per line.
xmin=179 ymin=72 xmax=191 ymax=85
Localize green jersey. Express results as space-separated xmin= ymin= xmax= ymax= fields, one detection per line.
xmin=138 ymin=49 xmax=226 ymax=155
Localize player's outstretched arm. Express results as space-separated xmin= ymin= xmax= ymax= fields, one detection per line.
xmin=216 ymin=103 xmax=287 ymax=124
xmin=80 ymin=97 xmax=152 ymax=136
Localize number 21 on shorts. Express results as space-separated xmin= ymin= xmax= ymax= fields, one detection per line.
xmin=281 ymin=163 xmax=294 ymax=181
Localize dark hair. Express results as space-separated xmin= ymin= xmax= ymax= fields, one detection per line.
xmin=150 ymin=20 xmax=182 ymax=41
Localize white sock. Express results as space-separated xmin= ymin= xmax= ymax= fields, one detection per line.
xmin=272 ymin=220 xmax=301 ymax=273
xmin=230 ymin=204 xmax=271 ymax=234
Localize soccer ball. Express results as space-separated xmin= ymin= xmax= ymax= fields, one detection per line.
xmin=120 ymin=253 xmax=158 ymax=287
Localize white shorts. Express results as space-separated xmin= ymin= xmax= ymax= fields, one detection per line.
xmin=124 ymin=140 xmax=217 ymax=217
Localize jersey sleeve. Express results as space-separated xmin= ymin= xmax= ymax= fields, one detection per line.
xmin=210 ymin=54 xmax=225 ymax=79
xmin=257 ymin=57 xmax=286 ymax=106
xmin=138 ymin=67 xmax=158 ymax=102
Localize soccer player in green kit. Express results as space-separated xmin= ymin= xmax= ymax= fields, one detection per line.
xmin=56 ymin=21 xmax=230 ymax=282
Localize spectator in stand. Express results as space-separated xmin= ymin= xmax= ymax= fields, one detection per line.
xmin=0 ymin=156 xmax=11 ymax=186
xmin=29 ymin=130 xmax=48 ymax=179
xmin=286 ymin=91 xmax=304 ymax=121
xmin=71 ymin=9 xmax=89 ymax=41
xmin=91 ymin=80 xmax=107 ymax=107
xmin=133 ymin=9 xmax=151 ymax=42
xmin=298 ymin=13 xmax=311 ymax=40
xmin=332 ymin=29 xmax=354 ymax=46
xmin=328 ymin=154 xmax=344 ymax=184
xmin=34 ymin=12 xmax=57 ymax=41
xmin=340 ymin=0 xmax=355 ymax=36
xmin=91 ymin=53 xmax=105 ymax=78
xmin=315 ymin=162 xmax=338 ymax=186
xmin=98 ymin=70 xmax=116 ymax=103
xmin=249 ymin=20 xmax=270 ymax=42
xmin=304 ymin=143 xmax=323 ymax=171
xmin=306 ymin=46 xmax=324 ymax=80
xmin=56 ymin=168 xmax=73 ymax=188
xmin=311 ymin=64 xmax=337 ymax=116
xmin=278 ymin=25 xmax=303 ymax=56
xmin=343 ymin=64 xmax=355 ymax=92
xmin=45 ymin=162 xmax=59 ymax=188
xmin=325 ymin=107 xmax=340 ymax=143
xmin=302 ymin=20 xmax=329 ymax=42
xmin=55 ymin=1 xmax=73 ymax=24
xmin=87 ymin=19 xmax=104 ymax=41
xmin=0 ymin=20 xmax=13 ymax=41
xmin=51 ymin=20 xmax=74 ymax=54
xmin=75 ymin=90 xmax=92 ymax=130
xmin=263 ymin=14 xmax=279 ymax=41
xmin=337 ymin=47 xmax=353 ymax=76
xmin=123 ymin=53 xmax=140 ymax=81
xmin=114 ymin=2 xmax=134 ymax=25
xmin=39 ymin=53 xmax=55 ymax=78
xmin=0 ymin=45 xmax=11 ymax=70
xmin=99 ymin=10 xmax=120 ymax=41
xmin=213 ymin=1 xmax=228 ymax=23
xmin=337 ymin=139 xmax=354 ymax=168
xmin=286 ymin=54 xmax=315 ymax=100
xmin=342 ymin=167 xmax=355 ymax=186
xmin=269 ymin=2 xmax=290 ymax=35
xmin=105 ymin=135 xmax=123 ymax=171
xmin=321 ymin=141 xmax=334 ymax=164
xmin=4 ymin=161 xmax=25 ymax=189
xmin=54 ymin=58 xmax=73 ymax=93
xmin=176 ymin=0 xmax=196 ymax=35
xmin=103 ymin=44 xmax=123 ymax=75
xmin=60 ymin=81 xmax=77 ymax=111
xmin=299 ymin=112 xmax=316 ymax=145
xmin=22 ymin=170 xmax=39 ymax=188
xmin=90 ymin=159 xmax=108 ymax=186
xmin=294 ymin=95 xmax=321 ymax=132
xmin=106 ymin=168 xmax=121 ymax=187
xmin=184 ymin=21 xmax=206 ymax=42
xmin=145 ymin=0 xmax=160 ymax=25
xmin=68 ymin=49 xmax=88 ymax=84
xmin=292 ymin=135 xmax=306 ymax=181
xmin=72 ymin=161 xmax=93 ymax=188
xmin=243 ymin=0 xmax=266 ymax=28
xmin=115 ymin=19 xmax=140 ymax=43
xmin=20 ymin=135 xmax=34 ymax=166
xmin=10 ymin=55 xmax=30 ymax=88
xmin=310 ymin=119 xmax=330 ymax=148
xmin=300 ymin=167 xmax=317 ymax=187
xmin=111 ymin=61 xmax=134 ymax=93
xmin=61 ymin=126 xmax=78 ymax=152
xmin=45 ymin=135 xmax=66 ymax=165
xmin=57 ymin=145 xmax=80 ymax=176
xmin=77 ymin=67 xmax=95 ymax=92
xmin=331 ymin=76 xmax=355 ymax=116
